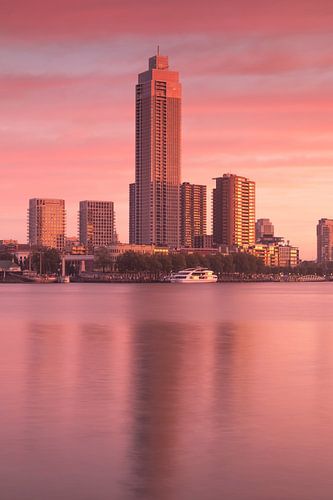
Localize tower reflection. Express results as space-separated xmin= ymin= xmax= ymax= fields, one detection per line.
xmin=128 ymin=320 xmax=185 ymax=499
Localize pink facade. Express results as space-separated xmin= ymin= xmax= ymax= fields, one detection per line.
xmin=134 ymin=54 xmax=181 ymax=247
xmin=317 ymin=218 xmax=333 ymax=264
xmin=213 ymin=174 xmax=255 ymax=247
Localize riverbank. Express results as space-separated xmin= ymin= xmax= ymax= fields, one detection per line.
xmin=1 ymin=272 xmax=331 ymax=284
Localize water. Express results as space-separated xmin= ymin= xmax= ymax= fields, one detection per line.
xmin=1 ymin=283 xmax=333 ymax=500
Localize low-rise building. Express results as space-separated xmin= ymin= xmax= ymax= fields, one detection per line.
xmin=249 ymin=243 xmax=300 ymax=268
xmin=0 ymin=240 xmax=19 ymax=253
xmin=106 ymin=243 xmax=169 ymax=269
xmin=277 ymin=245 xmax=299 ymax=268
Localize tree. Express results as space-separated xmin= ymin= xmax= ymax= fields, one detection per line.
xmin=117 ymin=251 xmax=144 ymax=272
xmin=94 ymin=247 xmax=112 ymax=272
xmin=222 ymin=255 xmax=234 ymax=273
xmin=185 ymin=253 xmax=199 ymax=268
xmin=170 ymin=253 xmax=186 ymax=272
xmin=0 ymin=251 xmax=14 ymax=261
xmin=31 ymin=247 xmax=60 ymax=274
xmin=158 ymin=254 xmax=172 ymax=273
xmin=43 ymin=248 xmax=61 ymax=274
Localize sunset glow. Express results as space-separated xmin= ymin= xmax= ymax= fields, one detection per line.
xmin=1 ymin=0 xmax=333 ymax=258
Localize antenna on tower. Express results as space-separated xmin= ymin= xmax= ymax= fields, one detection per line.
xmin=157 ymin=45 xmax=160 ymax=56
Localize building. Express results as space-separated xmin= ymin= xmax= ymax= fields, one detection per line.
xmin=256 ymin=218 xmax=274 ymax=242
xmin=79 ymin=201 xmax=116 ymax=252
xmin=277 ymin=245 xmax=299 ymax=268
xmin=193 ymin=234 xmax=213 ymax=249
xmin=106 ymin=243 xmax=169 ymax=270
xmin=129 ymin=183 xmax=136 ymax=244
xmin=249 ymin=243 xmax=299 ymax=268
xmin=0 ymin=240 xmax=18 ymax=253
xmin=65 ymin=237 xmax=86 ymax=255
xmin=255 ymin=218 xmax=284 ymax=245
xmin=132 ymin=51 xmax=181 ymax=247
xmin=180 ymin=182 xmax=206 ymax=247
xmin=317 ymin=219 xmax=333 ymax=264
xmin=213 ymin=174 xmax=255 ymax=247
xmin=28 ymin=198 xmax=66 ymax=250
xmin=173 ymin=246 xmax=224 ymax=257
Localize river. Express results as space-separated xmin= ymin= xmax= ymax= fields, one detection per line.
xmin=1 ymin=283 xmax=333 ymax=499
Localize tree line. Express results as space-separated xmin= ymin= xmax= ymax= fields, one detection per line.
xmin=2 ymin=246 xmax=333 ymax=276
xmin=114 ymin=252 xmax=333 ymax=276
xmin=0 ymin=248 xmax=60 ymax=274
xmin=115 ymin=251 xmax=266 ymax=275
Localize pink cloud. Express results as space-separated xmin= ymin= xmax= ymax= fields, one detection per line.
xmin=2 ymin=0 xmax=333 ymax=40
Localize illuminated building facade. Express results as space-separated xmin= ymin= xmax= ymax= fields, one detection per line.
xmin=317 ymin=218 xmax=333 ymax=264
xmin=79 ymin=200 xmax=116 ymax=252
xmin=180 ymin=182 xmax=206 ymax=247
xmin=133 ymin=52 xmax=181 ymax=247
xmin=129 ymin=183 xmax=136 ymax=244
xmin=213 ymin=174 xmax=255 ymax=247
xmin=28 ymin=198 xmax=66 ymax=250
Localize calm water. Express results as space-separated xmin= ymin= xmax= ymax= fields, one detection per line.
xmin=2 ymin=283 xmax=333 ymax=500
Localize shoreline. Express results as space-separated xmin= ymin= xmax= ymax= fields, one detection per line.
xmin=0 ymin=277 xmax=331 ymax=284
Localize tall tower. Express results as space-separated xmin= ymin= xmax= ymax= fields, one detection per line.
xmin=180 ymin=182 xmax=207 ymax=247
xmin=28 ymin=198 xmax=66 ymax=250
xmin=134 ymin=52 xmax=181 ymax=247
xmin=317 ymin=218 xmax=333 ymax=264
xmin=213 ymin=174 xmax=255 ymax=248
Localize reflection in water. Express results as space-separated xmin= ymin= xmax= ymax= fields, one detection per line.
xmin=2 ymin=284 xmax=333 ymax=499
xmin=24 ymin=323 xmax=67 ymax=443
xmin=129 ymin=321 xmax=184 ymax=499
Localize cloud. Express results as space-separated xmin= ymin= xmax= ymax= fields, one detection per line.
xmin=2 ymin=0 xmax=333 ymax=41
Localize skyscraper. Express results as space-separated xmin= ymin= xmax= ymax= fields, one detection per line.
xmin=133 ymin=52 xmax=181 ymax=247
xmin=317 ymin=218 xmax=333 ymax=264
xmin=79 ymin=200 xmax=116 ymax=252
xmin=180 ymin=182 xmax=206 ymax=247
xmin=28 ymin=198 xmax=66 ymax=250
xmin=213 ymin=174 xmax=255 ymax=247
xmin=129 ymin=183 xmax=136 ymax=244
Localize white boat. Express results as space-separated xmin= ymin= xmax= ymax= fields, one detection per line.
xmin=170 ymin=268 xmax=218 ymax=283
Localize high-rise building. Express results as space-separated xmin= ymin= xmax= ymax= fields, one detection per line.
xmin=212 ymin=174 xmax=255 ymax=247
xmin=193 ymin=234 xmax=213 ymax=249
xmin=129 ymin=183 xmax=136 ymax=244
xmin=79 ymin=200 xmax=116 ymax=252
xmin=28 ymin=198 xmax=66 ymax=250
xmin=180 ymin=182 xmax=206 ymax=247
xmin=256 ymin=218 xmax=274 ymax=242
xmin=317 ymin=218 xmax=333 ymax=264
xmin=133 ymin=52 xmax=181 ymax=247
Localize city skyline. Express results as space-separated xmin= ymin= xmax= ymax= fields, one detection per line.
xmin=1 ymin=1 xmax=333 ymax=259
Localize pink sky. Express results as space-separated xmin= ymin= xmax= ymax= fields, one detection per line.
xmin=1 ymin=0 xmax=333 ymax=259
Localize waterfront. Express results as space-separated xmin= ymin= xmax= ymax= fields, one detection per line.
xmin=2 ymin=283 xmax=333 ymax=499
